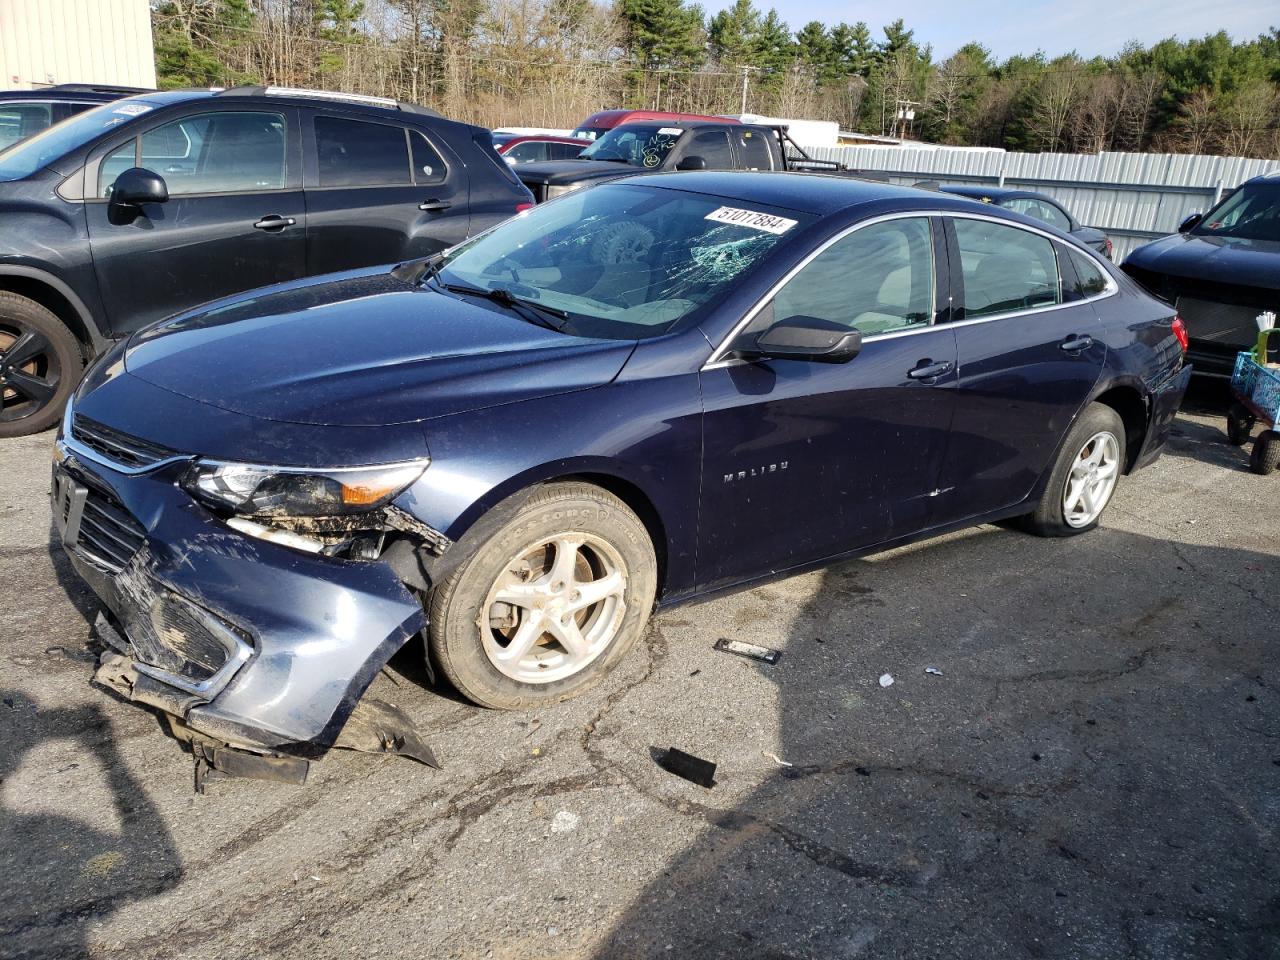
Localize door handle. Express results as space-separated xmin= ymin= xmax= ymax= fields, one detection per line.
xmin=253 ymin=215 xmax=296 ymax=231
xmin=418 ymin=199 xmax=452 ymax=211
xmin=1060 ymin=335 xmax=1094 ymax=353
xmin=907 ymin=360 xmax=953 ymax=382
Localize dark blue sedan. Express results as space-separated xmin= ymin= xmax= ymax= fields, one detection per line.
xmin=54 ymin=173 xmax=1190 ymax=764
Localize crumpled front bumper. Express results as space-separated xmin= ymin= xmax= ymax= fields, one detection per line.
xmin=53 ymin=434 xmax=426 ymax=756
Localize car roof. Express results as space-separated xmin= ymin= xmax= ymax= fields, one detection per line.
xmin=101 ymin=87 xmax=450 ymax=121
xmin=0 ymin=86 xmax=142 ymax=102
xmin=579 ymin=109 xmax=741 ymax=126
xmin=501 ymin=135 xmax=590 ymax=145
xmin=939 ymin=185 xmax=1060 ymax=205
xmin=631 ymin=171 xmax=936 ymax=215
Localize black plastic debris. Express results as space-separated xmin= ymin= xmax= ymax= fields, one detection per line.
xmin=334 ymin=698 xmax=441 ymax=769
xmin=658 ymin=747 xmax=717 ymax=788
xmin=714 ymin=638 xmax=782 ymax=665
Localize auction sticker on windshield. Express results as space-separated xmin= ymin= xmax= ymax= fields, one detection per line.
xmin=704 ymin=206 xmax=798 ymax=235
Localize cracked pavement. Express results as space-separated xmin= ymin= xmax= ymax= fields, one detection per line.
xmin=2 ymin=384 xmax=1277 ymax=960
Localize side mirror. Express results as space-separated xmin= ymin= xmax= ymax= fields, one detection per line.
xmin=111 ymin=167 xmax=168 ymax=207
xmin=1178 ymin=212 xmax=1202 ymax=233
xmin=676 ymin=155 xmax=707 ymax=171
xmin=749 ymin=315 xmax=863 ymax=364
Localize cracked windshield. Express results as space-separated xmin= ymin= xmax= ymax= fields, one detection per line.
xmin=436 ymin=183 xmax=811 ymax=339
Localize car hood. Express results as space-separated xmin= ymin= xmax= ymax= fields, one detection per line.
xmin=124 ymin=272 xmax=636 ymax=426
xmin=1125 ymin=232 xmax=1280 ymax=290
xmin=514 ymin=159 xmax=638 ymax=186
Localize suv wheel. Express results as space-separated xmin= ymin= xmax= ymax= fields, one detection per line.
xmin=1020 ymin=402 xmax=1126 ymax=537
xmin=0 ymin=293 xmax=82 ymax=438
xmin=428 ymin=482 xmax=657 ymax=709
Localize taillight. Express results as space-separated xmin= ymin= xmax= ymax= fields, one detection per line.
xmin=515 ymin=202 xmax=533 ymax=214
xmin=1171 ymin=316 xmax=1189 ymax=352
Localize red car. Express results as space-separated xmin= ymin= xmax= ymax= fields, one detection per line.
xmin=571 ymin=109 xmax=740 ymax=141
xmin=491 ymin=133 xmax=591 ymax=164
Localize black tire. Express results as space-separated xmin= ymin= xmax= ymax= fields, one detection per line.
xmin=0 ymin=293 xmax=82 ymax=438
xmin=1226 ymin=402 xmax=1254 ymax=446
xmin=1020 ymin=402 xmax=1127 ymax=538
xmin=1250 ymin=431 xmax=1280 ymax=476
xmin=428 ymin=482 xmax=657 ymax=709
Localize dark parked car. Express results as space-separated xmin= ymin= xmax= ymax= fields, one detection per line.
xmin=1123 ymin=172 xmax=1280 ymax=376
xmin=494 ymin=134 xmax=591 ymax=164
xmin=56 ymin=173 xmax=1189 ymax=773
xmin=515 ymin=120 xmax=847 ymax=202
xmin=938 ymin=186 xmax=1113 ymax=259
xmin=0 ymin=83 xmax=147 ymax=151
xmin=0 ymin=85 xmax=533 ymax=437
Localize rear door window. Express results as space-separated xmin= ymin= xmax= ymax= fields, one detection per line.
xmin=1066 ymin=248 xmax=1109 ymax=299
xmin=315 ymin=115 xmax=411 ymax=187
xmin=503 ymin=141 xmax=548 ymax=164
xmin=951 ymin=218 xmax=1062 ymax=319
xmin=736 ymin=129 xmax=774 ymax=170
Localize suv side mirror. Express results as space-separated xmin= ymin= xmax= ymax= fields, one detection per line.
xmin=676 ymin=155 xmax=707 ymax=171
xmin=111 ymin=167 xmax=169 ymax=207
xmin=749 ymin=315 xmax=863 ymax=364
xmin=1178 ymin=212 xmax=1202 ymax=233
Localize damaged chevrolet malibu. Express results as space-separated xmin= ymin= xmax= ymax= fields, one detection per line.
xmin=54 ymin=173 xmax=1190 ymax=773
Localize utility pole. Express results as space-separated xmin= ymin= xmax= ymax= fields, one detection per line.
xmin=893 ymin=99 xmax=919 ymax=139
xmin=740 ymin=65 xmax=754 ymax=115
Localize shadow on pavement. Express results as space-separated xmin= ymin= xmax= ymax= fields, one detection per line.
xmin=593 ymin=527 xmax=1280 ymax=959
xmin=0 ymin=692 xmax=183 ymax=960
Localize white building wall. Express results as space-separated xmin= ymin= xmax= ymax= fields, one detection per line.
xmin=1 ymin=0 xmax=156 ymax=90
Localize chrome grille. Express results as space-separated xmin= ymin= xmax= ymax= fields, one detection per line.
xmin=71 ymin=414 xmax=176 ymax=469
xmin=75 ymin=484 xmax=146 ymax=574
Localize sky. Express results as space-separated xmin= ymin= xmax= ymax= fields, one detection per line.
xmin=700 ymin=0 xmax=1279 ymax=61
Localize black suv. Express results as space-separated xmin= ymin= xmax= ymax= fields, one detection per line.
xmin=0 ymin=83 xmax=148 ymax=151
xmin=0 ymin=86 xmax=533 ymax=436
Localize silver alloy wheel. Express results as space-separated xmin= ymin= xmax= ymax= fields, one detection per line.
xmin=1063 ymin=430 xmax=1120 ymax=528
xmin=480 ymin=533 xmax=628 ymax=684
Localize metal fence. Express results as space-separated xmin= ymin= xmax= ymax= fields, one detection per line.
xmin=800 ymin=146 xmax=1280 ymax=261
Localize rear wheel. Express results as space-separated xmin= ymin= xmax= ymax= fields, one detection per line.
xmin=0 ymin=293 xmax=82 ymax=438
xmin=428 ymin=482 xmax=657 ymax=709
xmin=1250 ymin=431 xmax=1280 ymax=476
xmin=1020 ymin=402 xmax=1126 ymax=537
xmin=1226 ymin=402 xmax=1254 ymax=446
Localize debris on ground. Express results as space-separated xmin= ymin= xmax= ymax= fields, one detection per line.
xmin=925 ymin=666 xmax=944 ymax=676
xmin=334 ymin=698 xmax=441 ymax=769
xmin=657 ymin=746 xmax=717 ymax=788
xmin=550 ymin=810 xmax=580 ymax=833
xmin=879 ymin=673 xmax=895 ymax=688
xmin=714 ymin=637 xmax=782 ymax=665
xmin=763 ymin=750 xmax=794 ymax=767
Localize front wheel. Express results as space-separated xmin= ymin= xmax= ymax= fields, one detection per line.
xmin=1020 ymin=402 xmax=1126 ymax=537
xmin=0 ymin=293 xmax=82 ymax=438
xmin=428 ymin=482 xmax=657 ymax=709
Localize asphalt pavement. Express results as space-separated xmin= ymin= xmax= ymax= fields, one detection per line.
xmin=1 ymin=384 xmax=1277 ymax=960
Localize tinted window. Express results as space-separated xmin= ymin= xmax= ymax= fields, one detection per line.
xmin=503 ymin=141 xmax=547 ymax=164
xmin=685 ymin=129 xmax=733 ymax=169
xmin=0 ymin=103 xmax=50 ymax=151
xmin=953 ymin=218 xmax=1062 ymax=319
xmin=1191 ymin=182 xmax=1280 ymax=242
xmin=737 ymin=129 xmax=774 ymax=170
xmin=100 ymin=111 xmax=286 ymax=197
xmin=1005 ymin=196 xmax=1071 ymax=231
xmin=550 ymin=142 xmax=586 ymax=160
xmin=410 ymin=130 xmax=445 ymax=183
xmin=769 ymin=218 xmax=935 ymax=336
xmin=1068 ymin=249 xmax=1109 ymax=298
xmin=316 ymin=116 xmax=410 ymax=187
xmin=439 ymin=183 xmax=812 ymax=340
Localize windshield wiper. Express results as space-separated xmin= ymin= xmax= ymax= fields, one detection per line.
xmin=438 ymin=281 xmax=572 ymax=332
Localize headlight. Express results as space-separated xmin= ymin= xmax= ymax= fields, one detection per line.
xmin=545 ymin=182 xmax=585 ymax=200
xmin=181 ymin=459 xmax=429 ymax=517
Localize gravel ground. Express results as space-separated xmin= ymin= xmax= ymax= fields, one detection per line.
xmin=1 ymin=384 xmax=1277 ymax=960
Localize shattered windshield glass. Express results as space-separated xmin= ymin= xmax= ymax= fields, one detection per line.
xmin=437 ymin=183 xmax=811 ymax=340
xmin=579 ymin=124 xmax=684 ymax=169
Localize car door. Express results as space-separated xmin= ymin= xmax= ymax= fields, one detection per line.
xmin=675 ymin=128 xmax=735 ymax=171
xmin=303 ymin=112 xmax=469 ymax=275
xmin=930 ymin=214 xmax=1106 ymax=524
xmin=85 ymin=106 xmax=305 ymax=336
xmin=697 ymin=215 xmax=958 ymax=592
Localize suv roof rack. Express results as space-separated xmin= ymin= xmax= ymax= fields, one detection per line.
xmin=217 ymin=86 xmax=443 ymax=119
xmin=48 ymin=83 xmax=149 ymax=94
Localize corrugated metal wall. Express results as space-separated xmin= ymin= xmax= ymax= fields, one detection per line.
xmin=801 ymin=146 xmax=1280 ymax=261
xmin=1 ymin=0 xmax=156 ymax=90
